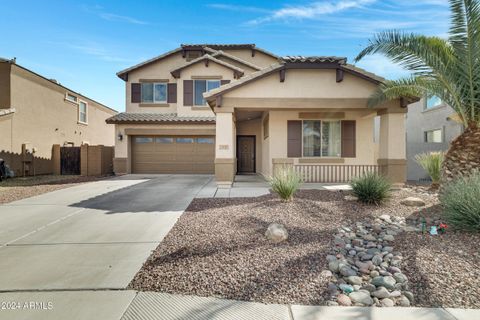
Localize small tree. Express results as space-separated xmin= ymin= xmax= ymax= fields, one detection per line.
xmin=415 ymin=152 xmax=445 ymax=188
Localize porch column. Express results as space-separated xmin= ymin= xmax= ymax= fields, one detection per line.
xmin=377 ymin=110 xmax=407 ymax=185
xmin=215 ymin=112 xmax=236 ymax=187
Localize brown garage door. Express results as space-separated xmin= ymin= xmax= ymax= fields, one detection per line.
xmin=132 ymin=136 xmax=215 ymax=174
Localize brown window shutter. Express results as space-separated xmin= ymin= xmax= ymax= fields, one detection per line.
xmin=220 ymin=80 xmax=230 ymax=86
xmin=341 ymin=120 xmax=356 ymax=158
xmin=131 ymin=83 xmax=141 ymax=103
xmin=287 ymin=120 xmax=302 ymax=157
xmin=183 ymin=80 xmax=193 ymax=106
xmin=167 ymin=83 xmax=177 ymax=103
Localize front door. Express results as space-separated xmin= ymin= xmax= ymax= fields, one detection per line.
xmin=237 ymin=136 xmax=255 ymax=173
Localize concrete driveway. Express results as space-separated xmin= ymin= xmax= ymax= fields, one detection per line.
xmin=0 ymin=174 xmax=212 ymax=291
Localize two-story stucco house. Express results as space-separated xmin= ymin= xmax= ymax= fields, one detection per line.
xmin=0 ymin=58 xmax=117 ymax=175
xmin=108 ymin=44 xmax=411 ymax=187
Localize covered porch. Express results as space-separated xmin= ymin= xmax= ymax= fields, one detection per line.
xmin=205 ymin=57 xmax=409 ymax=187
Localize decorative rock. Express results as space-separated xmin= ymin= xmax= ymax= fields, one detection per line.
xmin=329 ymin=260 xmax=341 ymax=273
xmin=346 ymin=276 xmax=363 ymax=285
xmin=380 ymin=298 xmax=395 ymax=307
xmin=388 ymin=266 xmax=401 ymax=274
xmin=372 ymin=255 xmax=383 ymax=266
xmin=380 ymin=214 xmax=392 ymax=223
xmin=321 ymin=270 xmax=333 ymax=278
xmin=393 ymin=273 xmax=408 ymax=284
xmin=340 ymin=266 xmax=357 ymax=277
xmin=326 ymin=301 xmax=339 ymax=306
xmin=337 ymin=294 xmax=352 ymax=306
xmin=363 ymin=234 xmax=377 ymax=241
xmin=361 ymin=254 xmax=373 ymax=261
xmin=383 ymin=234 xmax=395 ymax=242
xmin=383 ymin=246 xmax=394 ymax=252
xmin=339 ymin=283 xmax=354 ymax=294
xmin=370 ymin=270 xmax=380 ymax=278
xmin=372 ymin=287 xmax=390 ymax=299
xmin=265 ymin=223 xmax=288 ymax=243
xmin=389 ymin=290 xmax=401 ymax=298
xmin=403 ymin=291 xmax=415 ymax=303
xmin=401 ymin=197 xmax=426 ymax=207
xmin=349 ymin=290 xmax=374 ymax=306
xmin=328 ymin=282 xmax=339 ymax=296
xmin=362 ymin=284 xmax=376 ymax=292
xmin=371 ymin=276 xmax=396 ymax=290
xmin=398 ymin=295 xmax=411 ymax=306
xmin=326 ymin=255 xmax=337 ymax=262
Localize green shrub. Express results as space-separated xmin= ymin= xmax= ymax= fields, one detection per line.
xmin=440 ymin=171 xmax=480 ymax=231
xmin=414 ymin=152 xmax=444 ymax=187
xmin=269 ymin=166 xmax=302 ymax=201
xmin=350 ymin=172 xmax=391 ymax=205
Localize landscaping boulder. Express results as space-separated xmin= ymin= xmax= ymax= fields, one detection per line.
xmin=265 ymin=223 xmax=288 ymax=243
xmin=401 ymin=197 xmax=426 ymax=207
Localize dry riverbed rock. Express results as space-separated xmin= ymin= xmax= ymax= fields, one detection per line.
xmin=326 ymin=214 xmax=414 ymax=307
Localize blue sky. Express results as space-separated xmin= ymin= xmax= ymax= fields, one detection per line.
xmin=1 ymin=0 xmax=450 ymax=111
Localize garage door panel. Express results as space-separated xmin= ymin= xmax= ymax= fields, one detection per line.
xmin=132 ymin=135 xmax=215 ymax=174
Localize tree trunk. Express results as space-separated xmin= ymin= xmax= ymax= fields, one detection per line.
xmin=442 ymin=124 xmax=480 ymax=183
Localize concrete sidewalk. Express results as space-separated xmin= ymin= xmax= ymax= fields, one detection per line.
xmin=0 ymin=290 xmax=477 ymax=320
xmin=195 ymin=174 xmax=352 ymax=198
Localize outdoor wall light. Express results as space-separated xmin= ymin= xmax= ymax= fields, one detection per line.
xmin=118 ymin=133 xmax=123 ymax=141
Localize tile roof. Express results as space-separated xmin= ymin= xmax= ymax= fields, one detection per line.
xmin=117 ymin=44 xmax=278 ymax=80
xmin=204 ymin=63 xmax=284 ymax=100
xmin=281 ymin=56 xmax=347 ymax=65
xmin=210 ymin=50 xmax=262 ymax=71
xmin=170 ymin=54 xmax=245 ymax=77
xmin=181 ymin=44 xmax=256 ymax=50
xmin=106 ymin=113 xmax=216 ymax=124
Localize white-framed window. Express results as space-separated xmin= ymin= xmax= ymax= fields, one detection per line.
xmin=194 ymin=79 xmax=220 ymax=106
xmin=66 ymin=93 xmax=78 ymax=103
xmin=424 ymin=129 xmax=443 ymax=143
xmin=425 ymin=95 xmax=442 ymax=109
xmin=78 ymin=100 xmax=88 ymax=124
xmin=302 ymin=120 xmax=341 ymax=157
xmin=141 ymin=82 xmax=167 ymax=103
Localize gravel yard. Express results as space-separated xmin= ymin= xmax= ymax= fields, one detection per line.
xmin=0 ymin=175 xmax=105 ymax=204
xmin=128 ymin=187 xmax=479 ymax=307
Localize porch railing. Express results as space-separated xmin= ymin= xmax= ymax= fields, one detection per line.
xmin=294 ymin=164 xmax=381 ymax=183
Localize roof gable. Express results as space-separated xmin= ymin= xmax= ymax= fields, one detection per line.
xmin=170 ymin=54 xmax=244 ymax=79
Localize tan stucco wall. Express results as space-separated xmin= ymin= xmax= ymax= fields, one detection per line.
xmin=222 ymin=49 xmax=277 ymax=68
xmin=176 ymin=62 xmax=234 ymax=117
xmin=126 ymin=52 xmax=184 ymax=114
xmin=225 ymin=69 xmax=378 ymax=100
xmin=236 ymin=118 xmax=263 ymax=173
xmin=266 ymin=110 xmax=377 ymax=174
xmin=378 ymin=112 xmax=406 ymax=159
xmin=0 ymin=65 xmax=116 ymax=159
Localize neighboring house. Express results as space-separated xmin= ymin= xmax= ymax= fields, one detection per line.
xmin=108 ymin=44 xmax=411 ymax=187
xmin=0 ymin=58 xmax=117 ymax=175
xmin=406 ymin=96 xmax=463 ymax=181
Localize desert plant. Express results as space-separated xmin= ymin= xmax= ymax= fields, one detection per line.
xmin=355 ymin=0 xmax=480 ymax=183
xmin=440 ymin=171 xmax=480 ymax=231
xmin=350 ymin=172 xmax=392 ymax=205
xmin=415 ymin=152 xmax=445 ymax=187
xmin=269 ymin=166 xmax=302 ymax=201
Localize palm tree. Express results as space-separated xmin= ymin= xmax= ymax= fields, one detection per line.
xmin=354 ymin=0 xmax=480 ymax=183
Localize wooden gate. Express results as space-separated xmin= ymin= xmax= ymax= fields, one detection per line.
xmin=60 ymin=147 xmax=80 ymax=175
